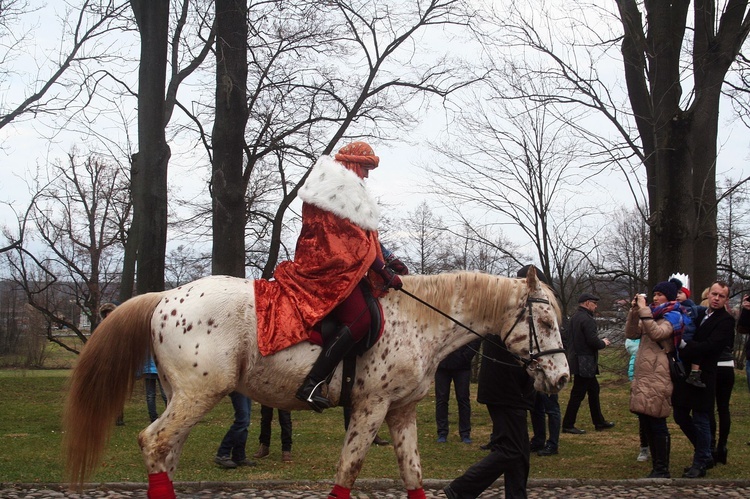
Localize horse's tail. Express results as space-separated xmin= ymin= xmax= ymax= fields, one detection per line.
xmin=63 ymin=292 xmax=163 ymax=488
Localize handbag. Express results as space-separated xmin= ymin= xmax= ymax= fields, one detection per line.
xmin=665 ymin=349 xmax=686 ymax=382
xmin=576 ymin=354 xmax=597 ymax=377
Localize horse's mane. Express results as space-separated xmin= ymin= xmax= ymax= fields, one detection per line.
xmin=400 ymin=271 xmax=561 ymax=326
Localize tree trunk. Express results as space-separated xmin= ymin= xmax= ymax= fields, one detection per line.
xmin=211 ymin=0 xmax=249 ymax=278
xmin=617 ymin=0 xmax=747 ymax=294
xmin=131 ymin=0 xmax=171 ymax=294
xmin=119 ymin=154 xmax=140 ymax=303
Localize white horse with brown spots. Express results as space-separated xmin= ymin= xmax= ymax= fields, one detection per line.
xmin=64 ymin=268 xmax=568 ymax=499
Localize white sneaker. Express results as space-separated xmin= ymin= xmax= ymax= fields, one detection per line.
xmin=637 ymin=446 xmax=650 ymax=462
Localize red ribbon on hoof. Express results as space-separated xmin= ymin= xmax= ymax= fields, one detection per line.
xmin=147 ymin=472 xmax=176 ymax=499
xmin=328 ymin=484 xmax=351 ymax=499
xmin=407 ymin=488 xmax=427 ymax=499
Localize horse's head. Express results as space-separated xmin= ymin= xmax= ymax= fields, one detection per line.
xmin=503 ymin=266 xmax=570 ymax=394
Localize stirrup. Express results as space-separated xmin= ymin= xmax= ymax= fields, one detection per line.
xmin=296 ymin=378 xmax=333 ymax=413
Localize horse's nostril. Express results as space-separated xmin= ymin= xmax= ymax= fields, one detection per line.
xmin=557 ymin=375 xmax=569 ymax=391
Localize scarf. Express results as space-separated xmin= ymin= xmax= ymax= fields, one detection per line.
xmin=650 ymin=301 xmax=686 ymax=348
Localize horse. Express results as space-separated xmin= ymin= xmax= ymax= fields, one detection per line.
xmin=64 ymin=267 xmax=569 ymax=499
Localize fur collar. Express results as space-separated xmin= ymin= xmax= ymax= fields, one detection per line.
xmin=298 ymin=156 xmax=380 ymax=231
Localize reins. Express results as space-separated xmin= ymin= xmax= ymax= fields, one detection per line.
xmin=398 ymin=288 xmax=566 ymax=370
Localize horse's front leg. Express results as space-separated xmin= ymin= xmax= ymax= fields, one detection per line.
xmin=386 ymin=401 xmax=427 ymax=499
xmin=329 ymin=398 xmax=389 ymax=498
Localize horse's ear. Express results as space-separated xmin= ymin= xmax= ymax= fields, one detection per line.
xmin=525 ymin=265 xmax=540 ymax=290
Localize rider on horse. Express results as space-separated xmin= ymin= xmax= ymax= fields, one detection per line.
xmin=274 ymin=141 xmax=405 ymax=412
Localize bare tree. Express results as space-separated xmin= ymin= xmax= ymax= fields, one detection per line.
xmin=445 ymin=222 xmax=519 ymax=276
xmin=127 ymin=0 xmax=215 ymax=296
xmin=717 ymin=176 xmax=750 ymax=290
xmin=428 ymin=69 xmax=596 ymax=309
xmin=129 ymin=1 xmax=171 ymax=294
xmin=400 ymin=201 xmax=452 ymax=275
xmin=211 ymin=0 xmax=248 ymax=277
xmin=4 ymin=151 xmax=130 ymax=353
xmin=475 ymin=0 xmax=750 ymax=293
xmin=0 ymin=1 xmax=131 ymax=132
xmin=165 ymin=244 xmax=210 ymax=288
xmin=176 ymin=0 xmax=478 ymax=277
xmin=597 ymin=207 xmax=649 ymax=297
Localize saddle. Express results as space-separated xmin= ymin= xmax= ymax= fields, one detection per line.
xmin=318 ymin=283 xmax=384 ymax=407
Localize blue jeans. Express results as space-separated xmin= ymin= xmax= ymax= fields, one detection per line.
xmin=217 ymin=392 xmax=251 ymax=461
xmin=435 ymin=368 xmax=472 ymax=439
xmin=745 ymin=360 xmax=750 ymax=393
xmin=673 ymin=405 xmax=712 ymax=468
xmin=530 ymin=392 xmax=560 ymax=449
xmin=144 ymin=374 xmax=167 ymax=423
xmin=691 ymin=411 xmax=712 ymax=467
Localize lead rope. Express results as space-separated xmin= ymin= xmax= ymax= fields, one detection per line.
xmin=398 ymin=288 xmax=533 ymax=368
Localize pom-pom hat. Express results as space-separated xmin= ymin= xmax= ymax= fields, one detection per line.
xmin=653 ymin=280 xmax=678 ymax=301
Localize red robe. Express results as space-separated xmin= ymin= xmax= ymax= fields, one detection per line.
xmin=254 ymin=157 xmax=386 ymax=356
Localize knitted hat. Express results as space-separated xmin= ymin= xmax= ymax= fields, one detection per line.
xmin=334 ymin=142 xmax=379 ymax=171
xmin=668 ymin=277 xmax=690 ymax=299
xmin=669 ymin=273 xmax=692 ymax=299
xmin=653 ymin=280 xmax=678 ymax=301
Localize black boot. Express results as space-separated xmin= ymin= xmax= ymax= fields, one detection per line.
xmin=715 ymin=444 xmax=728 ymax=465
xmin=647 ymin=434 xmax=671 ymax=478
xmin=296 ymin=326 xmax=356 ymax=412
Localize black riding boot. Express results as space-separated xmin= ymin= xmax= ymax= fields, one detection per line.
xmin=647 ymin=434 xmax=671 ymax=478
xmin=296 ymin=326 xmax=356 ymax=412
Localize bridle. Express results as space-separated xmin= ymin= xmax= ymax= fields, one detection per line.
xmin=498 ymin=296 xmax=567 ymax=371
xmin=399 ymin=289 xmax=566 ymax=371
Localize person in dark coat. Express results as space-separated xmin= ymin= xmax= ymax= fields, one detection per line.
xmin=515 ymin=265 xmax=562 ymax=456
xmin=737 ymin=294 xmax=750 ymax=447
xmin=740 ymin=294 xmax=750 ymax=388
xmin=435 ymin=338 xmax=482 ymax=444
xmin=561 ymin=292 xmax=614 ymax=434
xmin=673 ymin=280 xmax=735 ymax=478
xmin=444 ymin=335 xmax=534 ymax=499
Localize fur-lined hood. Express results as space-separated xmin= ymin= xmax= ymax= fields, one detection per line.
xmin=298 ymin=155 xmax=380 ymax=231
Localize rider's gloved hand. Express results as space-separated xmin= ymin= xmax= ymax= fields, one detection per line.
xmin=382 ymin=267 xmax=403 ymax=290
xmin=372 ymin=257 xmax=403 ymax=290
xmin=387 ymin=258 xmax=409 ymax=276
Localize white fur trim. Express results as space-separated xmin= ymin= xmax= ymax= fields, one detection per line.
xmin=298 ymin=156 xmax=380 ymax=231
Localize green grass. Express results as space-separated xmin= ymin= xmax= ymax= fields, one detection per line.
xmin=1 ymin=366 xmax=750 ymax=485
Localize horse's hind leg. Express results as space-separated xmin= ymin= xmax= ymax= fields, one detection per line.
xmin=138 ymin=392 xmax=224 ymax=499
xmin=386 ymin=401 xmax=426 ymax=499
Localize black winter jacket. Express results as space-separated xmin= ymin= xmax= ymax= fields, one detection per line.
xmin=438 ymin=338 xmax=482 ymax=371
xmin=476 ymin=335 xmax=534 ymax=410
xmin=567 ymin=306 xmax=606 ymax=376
xmin=737 ymin=307 xmax=750 ymax=361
